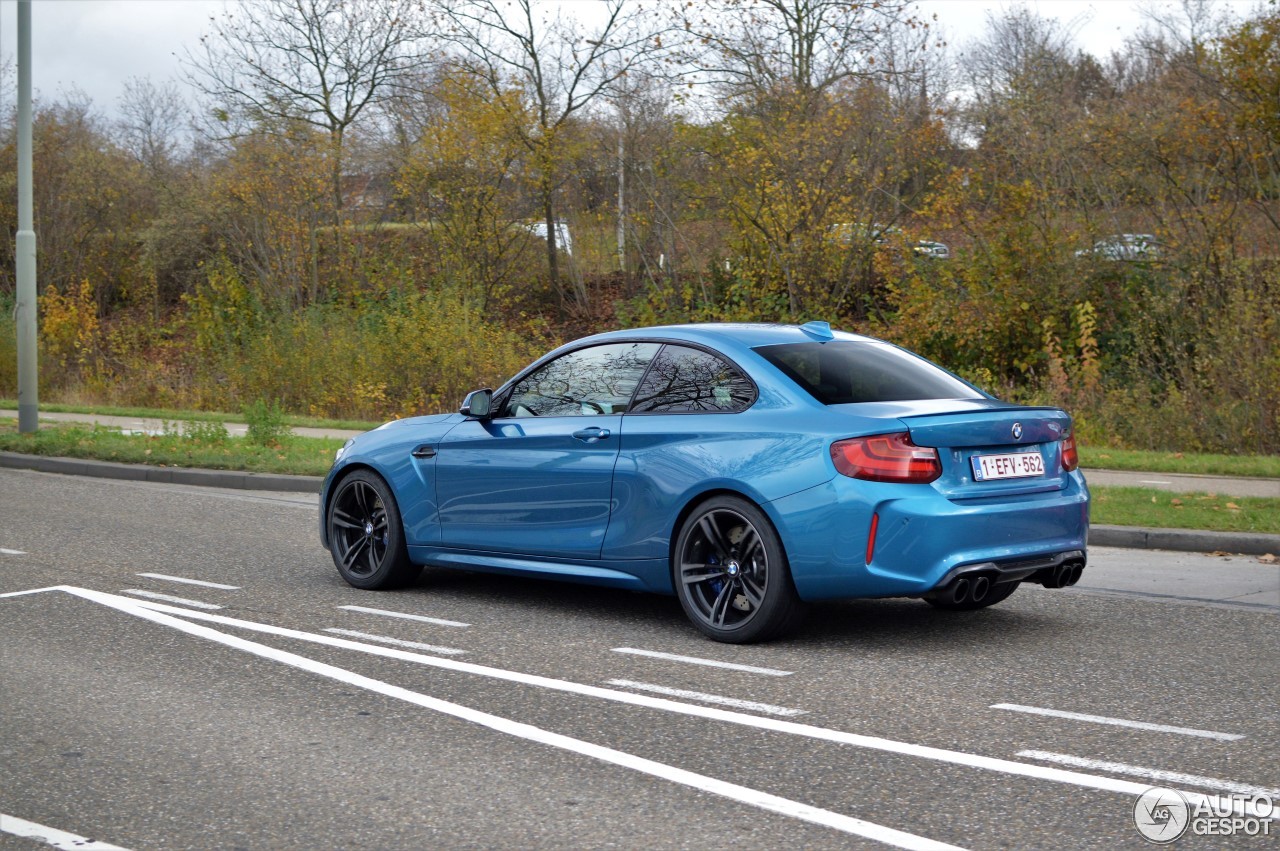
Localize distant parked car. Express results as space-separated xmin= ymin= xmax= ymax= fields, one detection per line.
xmin=831 ymin=224 xmax=949 ymax=259
xmin=522 ymin=219 xmax=573 ymax=255
xmin=1076 ymin=234 xmax=1160 ymax=261
xmin=912 ymin=240 xmax=951 ymax=259
xmin=320 ymin=322 xmax=1089 ymax=643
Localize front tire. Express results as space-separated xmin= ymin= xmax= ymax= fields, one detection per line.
xmin=327 ymin=469 xmax=419 ymax=590
xmin=673 ymin=496 xmax=805 ymax=643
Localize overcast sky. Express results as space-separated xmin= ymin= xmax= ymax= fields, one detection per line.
xmin=0 ymin=0 xmax=1258 ymax=120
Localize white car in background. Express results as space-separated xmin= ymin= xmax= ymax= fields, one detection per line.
xmin=1077 ymin=233 xmax=1160 ymax=261
xmin=523 ymin=220 xmax=573 ymax=255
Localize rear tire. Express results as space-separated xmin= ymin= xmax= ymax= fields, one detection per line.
xmin=925 ymin=579 xmax=1019 ymax=611
xmin=673 ymin=496 xmax=805 ymax=643
xmin=327 ymin=469 xmax=420 ymax=590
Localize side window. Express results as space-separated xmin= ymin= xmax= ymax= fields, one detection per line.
xmin=630 ymin=345 xmax=755 ymax=413
xmin=501 ymin=342 xmax=659 ymax=418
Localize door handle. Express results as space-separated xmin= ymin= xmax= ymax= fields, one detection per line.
xmin=572 ymin=427 xmax=611 ymax=443
xmin=411 ymin=444 xmax=437 ymax=459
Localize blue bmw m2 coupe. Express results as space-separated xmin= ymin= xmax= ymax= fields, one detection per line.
xmin=321 ymin=322 xmax=1089 ymax=642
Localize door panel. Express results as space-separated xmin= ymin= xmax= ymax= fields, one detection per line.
xmin=435 ymin=416 xmax=623 ymax=558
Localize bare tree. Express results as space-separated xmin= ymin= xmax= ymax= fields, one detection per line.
xmin=433 ymin=0 xmax=668 ymax=306
xmin=186 ymin=0 xmax=427 ymax=213
xmin=117 ymin=76 xmax=188 ymax=178
xmin=678 ymin=0 xmax=916 ymax=105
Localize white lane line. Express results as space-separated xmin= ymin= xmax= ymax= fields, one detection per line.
xmin=0 ymin=812 xmax=129 ymax=850
xmin=136 ymin=573 xmax=240 ymax=591
xmin=0 ymin=586 xmax=63 ymax=598
xmin=338 ymin=604 xmax=469 ymax=628
xmin=0 ymin=548 xmax=27 ymax=555
xmin=606 ymin=679 xmax=806 ymax=717
xmin=324 ymin=628 xmax=467 ymax=656
xmin=1139 ymin=480 xmax=1174 ymax=485
xmin=60 ymin=588 xmax=959 ymax=851
xmin=119 ymin=590 xmax=223 ymax=610
xmin=1018 ymin=751 xmax=1280 ymax=800
xmin=612 ymin=647 xmax=793 ymax=676
xmin=991 ymin=703 xmax=1244 ymax=741
xmin=88 ymin=591 xmax=1266 ymax=817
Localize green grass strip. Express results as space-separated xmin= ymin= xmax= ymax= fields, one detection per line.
xmin=1079 ymin=446 xmax=1280 ymax=478
xmin=0 ymin=399 xmax=380 ymax=433
xmin=3 ymin=421 xmax=1277 ymax=535
xmin=0 ymin=421 xmax=341 ymax=477
xmin=1090 ymin=486 xmax=1280 ymax=535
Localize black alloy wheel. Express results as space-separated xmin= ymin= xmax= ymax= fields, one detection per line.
xmin=674 ymin=495 xmax=804 ymax=643
xmin=327 ymin=469 xmax=419 ymax=589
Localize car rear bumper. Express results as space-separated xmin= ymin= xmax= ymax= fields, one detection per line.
xmin=768 ymin=473 xmax=1090 ymax=601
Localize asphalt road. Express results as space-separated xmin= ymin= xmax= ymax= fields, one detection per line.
xmin=1 ymin=469 xmax=1276 ymax=850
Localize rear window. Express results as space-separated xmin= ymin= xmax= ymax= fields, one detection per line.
xmin=755 ymin=341 xmax=981 ymax=404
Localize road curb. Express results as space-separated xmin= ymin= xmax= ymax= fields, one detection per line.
xmin=3 ymin=451 xmax=1278 ymax=554
xmin=1091 ymin=524 xmax=1280 ymax=556
xmin=0 ymin=451 xmax=321 ymax=494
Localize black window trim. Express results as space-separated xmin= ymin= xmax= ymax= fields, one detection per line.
xmin=625 ymin=341 xmax=758 ymax=416
xmin=753 ymin=339 xmax=984 ymax=406
xmin=491 ymin=338 xmax=758 ymax=419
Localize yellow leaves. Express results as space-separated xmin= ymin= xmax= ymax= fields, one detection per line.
xmin=40 ymin=279 xmax=101 ymax=373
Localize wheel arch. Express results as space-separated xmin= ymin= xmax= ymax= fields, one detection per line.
xmin=320 ymin=461 xmax=389 ymax=549
xmin=667 ymin=487 xmax=789 ymax=576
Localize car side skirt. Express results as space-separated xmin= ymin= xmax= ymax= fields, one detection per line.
xmin=407 ymin=545 xmax=670 ymax=593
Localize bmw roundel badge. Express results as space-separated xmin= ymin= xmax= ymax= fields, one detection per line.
xmin=1012 ymin=422 xmax=1023 ymax=440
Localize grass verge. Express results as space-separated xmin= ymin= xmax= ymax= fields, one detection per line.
xmin=0 ymin=399 xmax=380 ymax=433
xmin=3 ymin=421 xmax=1278 ymax=536
xmin=1090 ymin=486 xmax=1280 ymax=535
xmin=0 ymin=421 xmax=340 ymax=477
xmin=1079 ymin=446 xmax=1280 ymax=478
xmin=4 ymin=403 xmax=1278 ymax=478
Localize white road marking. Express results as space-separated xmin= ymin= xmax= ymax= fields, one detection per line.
xmin=1018 ymin=751 xmax=1280 ymax=800
xmin=612 ymin=647 xmax=793 ymax=676
xmin=72 ymin=590 xmax=1266 ymax=818
xmin=0 ymin=548 xmax=26 ymax=555
xmin=136 ymin=573 xmax=240 ymax=591
xmin=324 ymin=628 xmax=467 ymax=656
xmin=7 ymin=587 xmax=1268 ymax=823
xmin=338 ymin=604 xmax=469 ymax=628
xmin=0 ymin=812 xmax=129 ymax=850
xmin=0 ymin=586 xmax=63 ymax=598
xmin=1139 ymin=480 xmax=1174 ymax=485
xmin=119 ymin=590 xmax=223 ymax=610
xmin=991 ymin=703 xmax=1244 ymax=741
xmin=606 ymin=679 xmax=806 ymax=717
xmin=52 ymin=587 xmax=960 ymax=851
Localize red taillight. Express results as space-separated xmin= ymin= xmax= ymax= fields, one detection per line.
xmin=1061 ymin=434 xmax=1079 ymax=472
xmin=831 ymin=433 xmax=941 ymax=483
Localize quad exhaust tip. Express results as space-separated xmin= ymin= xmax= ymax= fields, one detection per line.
xmin=1040 ymin=561 xmax=1085 ymax=589
xmin=930 ymin=558 xmax=1085 ymax=603
xmin=930 ymin=572 xmax=995 ymax=605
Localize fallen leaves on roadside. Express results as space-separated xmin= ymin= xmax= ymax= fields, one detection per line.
xmin=1170 ymin=498 xmax=1183 ymax=506
xmin=1209 ymin=550 xmax=1234 ymax=557
xmin=1225 ymin=502 xmax=1241 ymax=510
xmin=1258 ymin=553 xmax=1277 ymax=564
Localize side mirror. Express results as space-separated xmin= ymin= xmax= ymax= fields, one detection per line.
xmin=460 ymin=388 xmax=493 ymax=419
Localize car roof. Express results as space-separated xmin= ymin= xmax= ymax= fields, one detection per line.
xmin=574 ymin=322 xmax=879 ymax=355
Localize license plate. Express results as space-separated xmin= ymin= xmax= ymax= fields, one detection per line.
xmin=971 ymin=451 xmax=1045 ymax=481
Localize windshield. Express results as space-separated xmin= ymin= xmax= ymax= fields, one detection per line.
xmin=755 ymin=341 xmax=982 ymax=405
